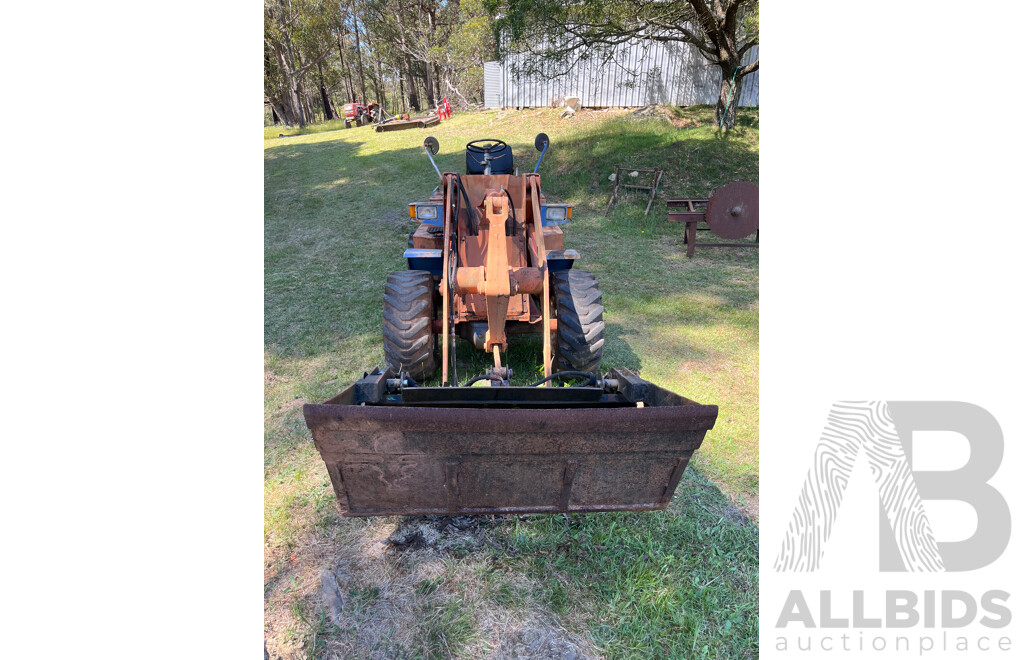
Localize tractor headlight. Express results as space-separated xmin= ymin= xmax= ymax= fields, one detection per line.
xmin=410 ymin=203 xmax=442 ymax=226
xmin=542 ymin=205 xmax=572 ymax=225
xmin=410 ymin=204 xmax=439 ymax=219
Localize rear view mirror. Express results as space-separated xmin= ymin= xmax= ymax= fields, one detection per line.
xmin=424 ymin=136 xmax=439 ymax=155
xmin=534 ymin=133 xmax=549 ymax=152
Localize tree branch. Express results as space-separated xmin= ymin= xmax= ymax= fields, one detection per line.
xmin=294 ymin=46 xmax=333 ymax=76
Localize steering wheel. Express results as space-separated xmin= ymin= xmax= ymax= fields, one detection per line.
xmin=466 ymin=139 xmax=508 ymax=154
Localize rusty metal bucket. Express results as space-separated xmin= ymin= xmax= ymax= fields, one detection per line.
xmin=303 ymin=368 xmax=718 ymax=517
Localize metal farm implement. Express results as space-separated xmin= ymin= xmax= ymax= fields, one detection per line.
xmin=667 ymin=182 xmax=759 ymax=258
xmin=304 ymin=134 xmax=719 ymax=516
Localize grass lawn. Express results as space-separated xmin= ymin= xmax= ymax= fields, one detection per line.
xmin=265 ymin=105 xmax=758 ymax=659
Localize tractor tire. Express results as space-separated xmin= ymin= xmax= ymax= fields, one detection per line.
xmin=553 ymin=270 xmax=605 ymax=373
xmin=382 ymin=270 xmax=438 ymax=381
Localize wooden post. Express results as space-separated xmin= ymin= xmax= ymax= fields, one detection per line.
xmin=605 ymin=166 xmax=621 ymax=215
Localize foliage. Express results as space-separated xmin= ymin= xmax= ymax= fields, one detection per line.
xmin=264 ymin=0 xmax=759 ymax=130
xmin=265 ymin=0 xmax=499 ymax=127
xmin=489 ymin=0 xmax=758 ymax=129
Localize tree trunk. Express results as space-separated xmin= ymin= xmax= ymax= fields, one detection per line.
xmin=422 ymin=61 xmax=436 ymax=109
xmin=369 ymin=48 xmax=385 ymax=105
xmin=269 ymin=96 xmax=295 ymax=126
xmin=303 ymin=85 xmax=315 ymax=124
xmin=319 ymin=84 xmax=333 ymax=120
xmin=318 ymin=63 xmax=334 ymax=121
xmin=336 ymin=31 xmax=356 ymax=103
xmin=715 ymin=65 xmax=743 ymax=131
xmin=351 ymin=5 xmax=367 ymax=103
xmin=268 ymin=41 xmax=304 ymax=126
xmin=433 ymin=64 xmax=443 ymax=104
xmin=399 ymin=69 xmax=407 ymax=113
xmin=290 ymin=81 xmax=306 ymax=128
xmin=403 ymin=57 xmax=420 ymax=112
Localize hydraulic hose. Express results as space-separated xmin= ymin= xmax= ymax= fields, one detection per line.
xmin=453 ymin=174 xmax=479 ymax=235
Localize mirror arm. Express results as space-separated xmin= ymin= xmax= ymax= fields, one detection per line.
xmin=533 ymin=142 xmax=549 ymax=174
xmin=424 ymin=146 xmax=443 ymax=182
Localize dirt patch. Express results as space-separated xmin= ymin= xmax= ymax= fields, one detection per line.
xmin=669 ymin=117 xmax=700 ymax=129
xmin=572 ymin=108 xmax=630 ymax=122
xmin=266 ymin=514 xmax=605 ymax=659
xmin=627 ymin=105 xmax=671 ymax=120
xmin=691 ymin=478 xmax=759 ymax=526
xmin=625 ymin=105 xmax=701 ymax=129
xmin=674 ymin=354 xmax=728 ymax=376
xmin=274 ymin=396 xmax=307 ymax=416
xmin=492 ymin=613 xmax=598 ymax=659
xmin=720 ymin=500 xmax=754 ymax=527
xmin=739 ymin=494 xmax=759 ymax=524
xmin=387 ymin=515 xmax=496 ymax=555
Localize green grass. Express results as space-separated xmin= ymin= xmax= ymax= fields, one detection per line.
xmin=265 ymin=117 xmax=353 ymax=139
xmin=265 ymin=105 xmax=758 ymax=659
xmin=488 ymin=469 xmax=758 ymax=659
xmin=421 ymin=595 xmax=481 ymax=659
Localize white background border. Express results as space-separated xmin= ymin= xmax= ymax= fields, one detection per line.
xmin=761 ymin=1 xmax=1023 ymax=657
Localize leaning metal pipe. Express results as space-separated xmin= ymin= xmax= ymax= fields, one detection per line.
xmin=533 ymin=141 xmax=549 ymax=173
xmin=423 ymin=146 xmax=443 ymax=181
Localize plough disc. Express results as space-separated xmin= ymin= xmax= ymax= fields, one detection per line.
xmin=706 ymin=181 xmax=759 ymax=239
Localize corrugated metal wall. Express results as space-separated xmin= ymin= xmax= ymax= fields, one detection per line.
xmin=483 ymin=61 xmax=503 ymax=109
xmin=484 ymin=41 xmax=758 ymax=109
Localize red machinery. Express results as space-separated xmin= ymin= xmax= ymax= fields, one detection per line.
xmin=343 ymin=101 xmax=370 ymax=127
xmin=437 ymin=97 xmax=452 ymax=120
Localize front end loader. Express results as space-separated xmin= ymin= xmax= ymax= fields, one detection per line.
xmin=303 ymin=135 xmax=719 ymax=517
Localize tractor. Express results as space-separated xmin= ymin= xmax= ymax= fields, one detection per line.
xmin=302 ymin=135 xmax=720 ymax=517
xmin=342 ymin=101 xmax=371 ymax=127
xmin=389 ymin=134 xmax=600 ymax=386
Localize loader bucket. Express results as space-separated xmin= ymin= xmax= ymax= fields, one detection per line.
xmin=303 ymin=368 xmax=718 ymax=517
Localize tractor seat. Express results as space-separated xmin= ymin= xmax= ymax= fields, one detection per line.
xmin=466 ymin=143 xmax=514 ymax=175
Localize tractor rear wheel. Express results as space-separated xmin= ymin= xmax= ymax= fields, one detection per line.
xmin=382 ymin=270 xmax=438 ymax=381
xmin=552 ymin=270 xmax=605 ymax=373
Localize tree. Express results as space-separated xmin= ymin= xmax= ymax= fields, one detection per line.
xmin=265 ymin=0 xmax=335 ymax=127
xmin=362 ymin=0 xmax=437 ymax=112
xmin=438 ymin=0 xmax=498 ymax=107
xmin=266 ymin=0 xmax=500 ymax=126
xmin=491 ymin=0 xmax=758 ymax=130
